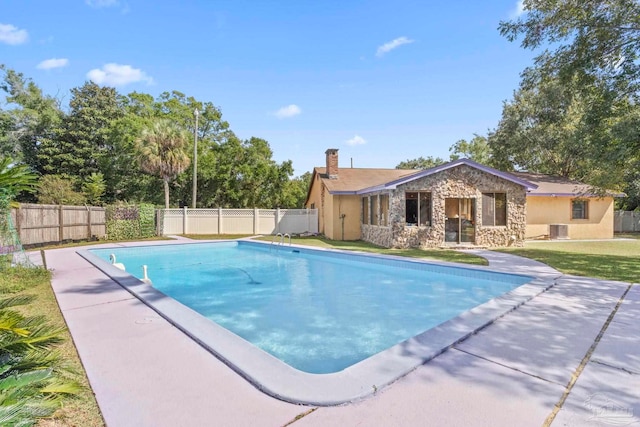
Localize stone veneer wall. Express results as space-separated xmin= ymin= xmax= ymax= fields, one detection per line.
xmin=361 ymin=223 xmax=392 ymax=247
xmin=361 ymin=164 xmax=527 ymax=248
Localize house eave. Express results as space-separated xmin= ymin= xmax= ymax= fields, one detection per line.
xmin=528 ymin=192 xmax=625 ymax=198
xmin=383 ymin=159 xmax=539 ymax=191
xmin=329 ymin=190 xmax=359 ymax=195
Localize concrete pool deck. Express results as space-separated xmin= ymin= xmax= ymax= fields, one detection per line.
xmin=39 ymin=241 xmax=639 ymax=426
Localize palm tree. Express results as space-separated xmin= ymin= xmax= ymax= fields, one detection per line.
xmin=136 ymin=120 xmax=191 ymax=208
xmin=0 ymin=295 xmax=81 ymax=425
xmin=0 ymin=157 xmax=38 ymax=201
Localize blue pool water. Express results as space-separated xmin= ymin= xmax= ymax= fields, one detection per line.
xmin=91 ymin=242 xmax=530 ymax=374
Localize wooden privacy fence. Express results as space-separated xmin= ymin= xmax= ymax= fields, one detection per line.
xmin=614 ymin=210 xmax=640 ymax=233
xmin=11 ymin=204 xmax=106 ymax=246
xmin=159 ymin=208 xmax=318 ymax=236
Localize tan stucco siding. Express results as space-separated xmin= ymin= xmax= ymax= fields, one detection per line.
xmin=324 ymin=191 xmax=335 ymax=239
xmin=305 ymin=174 xmax=326 ymax=236
xmin=525 ymin=196 xmax=614 ymax=239
xmin=331 ymin=195 xmax=361 ymax=240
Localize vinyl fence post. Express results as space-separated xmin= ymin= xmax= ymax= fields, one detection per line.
xmin=183 ymin=206 xmax=188 ymax=235
xmin=254 ymin=207 xmax=259 ymax=234
xmin=218 ymin=207 xmax=223 ymax=234
xmin=275 ymin=207 xmax=280 ymax=234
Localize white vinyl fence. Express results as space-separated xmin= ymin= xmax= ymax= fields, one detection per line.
xmin=614 ymin=210 xmax=640 ymax=233
xmin=159 ymin=208 xmax=318 ymax=236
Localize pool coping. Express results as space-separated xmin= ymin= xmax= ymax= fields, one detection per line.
xmin=77 ymin=240 xmax=557 ymax=406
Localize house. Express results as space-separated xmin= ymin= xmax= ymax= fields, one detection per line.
xmin=304 ymin=149 xmax=617 ymax=248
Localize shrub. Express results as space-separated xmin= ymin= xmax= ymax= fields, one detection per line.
xmin=105 ymin=204 xmax=156 ymax=240
xmin=37 ymin=175 xmax=86 ymax=205
xmin=0 ymin=295 xmax=81 ymax=426
xmin=139 ymin=204 xmax=156 ymax=238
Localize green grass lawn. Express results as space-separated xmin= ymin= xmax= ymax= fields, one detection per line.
xmin=254 ymin=235 xmax=488 ymax=265
xmin=0 ymin=266 xmax=104 ymax=427
xmin=498 ymin=236 xmax=640 ymax=283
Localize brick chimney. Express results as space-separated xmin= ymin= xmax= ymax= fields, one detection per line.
xmin=325 ymin=148 xmax=339 ymax=179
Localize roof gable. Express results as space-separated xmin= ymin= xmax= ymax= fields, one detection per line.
xmin=357 ymin=158 xmax=538 ymax=194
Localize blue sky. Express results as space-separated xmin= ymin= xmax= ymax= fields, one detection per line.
xmin=1 ymin=0 xmax=533 ymax=176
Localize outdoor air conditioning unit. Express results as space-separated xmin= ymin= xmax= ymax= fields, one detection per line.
xmin=549 ymin=224 xmax=569 ymax=240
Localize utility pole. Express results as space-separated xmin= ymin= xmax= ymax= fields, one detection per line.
xmin=192 ymin=108 xmax=199 ymax=208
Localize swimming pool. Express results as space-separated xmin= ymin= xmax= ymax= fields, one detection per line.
xmin=79 ymin=240 xmax=552 ymax=405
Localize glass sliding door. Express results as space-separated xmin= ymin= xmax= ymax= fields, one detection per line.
xmin=444 ymin=198 xmax=475 ymax=244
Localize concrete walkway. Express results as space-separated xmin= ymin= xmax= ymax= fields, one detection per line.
xmin=42 ymin=243 xmax=639 ymax=427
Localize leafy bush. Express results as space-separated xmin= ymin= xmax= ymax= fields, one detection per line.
xmin=105 ymin=204 xmax=156 ymax=240
xmin=82 ymin=173 xmax=106 ymax=206
xmin=0 ymin=295 xmax=81 ymax=426
xmin=37 ymin=175 xmax=86 ymax=205
xmin=139 ymin=204 xmax=156 ymax=238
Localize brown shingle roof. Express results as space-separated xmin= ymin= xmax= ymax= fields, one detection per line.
xmin=510 ymin=172 xmax=598 ymax=196
xmin=314 ymin=167 xmax=419 ymax=193
xmin=312 ymin=161 xmax=619 ymax=198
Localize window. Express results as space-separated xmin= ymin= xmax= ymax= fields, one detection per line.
xmin=380 ymin=194 xmax=389 ymax=226
xmin=572 ymin=200 xmax=588 ymax=219
xmin=362 ymin=197 xmax=369 ymax=224
xmin=370 ymin=196 xmax=379 ymax=226
xmin=405 ymin=192 xmax=431 ymax=226
xmin=310 ymin=203 xmax=315 ymax=209
xmin=482 ymin=193 xmax=507 ymax=226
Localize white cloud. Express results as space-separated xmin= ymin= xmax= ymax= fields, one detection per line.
xmin=0 ymin=23 xmax=28 ymax=45
xmin=36 ymin=58 xmax=69 ymax=70
xmin=346 ymin=135 xmax=366 ymax=146
xmin=509 ymin=0 xmax=525 ymax=18
xmin=85 ymin=0 xmax=119 ymax=7
xmin=274 ymin=104 xmax=301 ymax=119
xmin=376 ymin=36 xmax=414 ymax=57
xmin=87 ymin=63 xmax=154 ymax=86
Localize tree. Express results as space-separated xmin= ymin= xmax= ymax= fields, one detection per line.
xmin=449 ymin=135 xmax=492 ymax=164
xmin=196 ymin=136 xmax=294 ymax=208
xmin=396 ymin=156 xmax=446 ymax=170
xmin=499 ymin=0 xmax=640 ymax=98
xmin=36 ymin=175 xmax=86 ymax=205
xmin=100 ymin=110 xmax=156 ymax=204
xmin=38 ymin=82 xmax=123 ymax=180
xmin=136 ymin=120 xmax=191 ymax=208
xmin=0 ymin=66 xmax=63 ymax=172
xmin=82 ymin=172 xmax=106 ymax=205
xmin=489 ymin=78 xmax=590 ymax=176
xmin=489 ymin=75 xmax=633 ymax=192
xmin=280 ymin=171 xmax=312 ymax=208
xmin=498 ymin=1 xmax=640 ymax=196
xmin=103 ymin=90 xmax=232 ymax=205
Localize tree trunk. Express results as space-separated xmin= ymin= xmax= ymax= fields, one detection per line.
xmin=163 ymin=179 xmax=170 ymax=209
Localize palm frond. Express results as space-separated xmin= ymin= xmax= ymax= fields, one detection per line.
xmin=0 ymin=296 xmax=35 ymax=310
xmin=39 ymin=379 xmax=82 ymax=395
